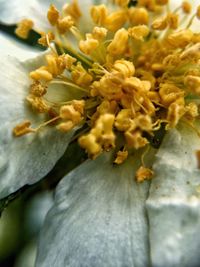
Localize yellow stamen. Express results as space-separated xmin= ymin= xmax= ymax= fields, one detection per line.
xmin=15 ymin=19 xmax=34 ymax=39
xmin=47 ymin=4 xmax=59 ymax=26
xmin=12 ymin=0 xmax=200 ymax=170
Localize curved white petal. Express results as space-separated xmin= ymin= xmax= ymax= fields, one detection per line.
xmin=0 ymin=32 xmax=41 ymax=61
xmin=36 ymin=151 xmax=153 ymax=267
xmin=147 ymin=124 xmax=200 ymax=267
xmin=0 ymin=36 xmax=75 ymax=198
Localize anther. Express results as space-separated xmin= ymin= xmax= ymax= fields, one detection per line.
xmin=114 ymin=150 xmax=128 ymax=164
xmin=30 ymin=67 xmax=53 ymax=81
xmin=90 ymin=5 xmax=107 ymax=25
xmin=104 ymin=10 xmax=127 ymax=32
xmin=13 ymin=121 xmax=35 ymax=137
xmin=57 ymin=16 xmax=75 ymax=34
xmin=182 ymin=1 xmax=191 ymax=14
xmin=197 ymin=6 xmax=200 ymax=20
xmin=71 ymin=63 xmax=93 ymax=86
xmin=15 ymin=19 xmax=34 ymax=39
xmin=62 ymin=0 xmax=82 ymax=20
xmin=167 ymin=29 xmax=193 ymax=48
xmin=151 ymin=16 xmax=168 ymax=30
xmin=92 ymin=27 xmax=108 ymax=40
xmin=107 ymin=28 xmax=129 ymax=56
xmin=128 ymin=7 xmax=149 ymax=25
xmin=57 ymin=121 xmax=74 ymax=132
xmin=79 ymin=34 xmax=99 ymax=55
xmin=135 ymin=166 xmax=154 ymax=182
xmin=113 ymin=59 xmax=135 ymax=78
xmin=47 ymin=4 xmax=59 ymax=26
xmin=38 ymin=32 xmax=55 ymax=47
xmin=114 ymin=0 xmax=129 ymax=7
xmin=128 ymin=25 xmax=149 ymax=41
xmin=184 ymin=75 xmax=200 ymax=95
xmin=155 ymin=0 xmax=168 ymax=4
xmin=30 ymin=81 xmax=47 ymax=97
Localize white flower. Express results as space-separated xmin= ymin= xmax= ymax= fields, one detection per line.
xmin=0 ymin=0 xmax=200 ymax=267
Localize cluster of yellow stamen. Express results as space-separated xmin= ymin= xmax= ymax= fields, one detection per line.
xmin=13 ymin=0 xmax=200 ymax=182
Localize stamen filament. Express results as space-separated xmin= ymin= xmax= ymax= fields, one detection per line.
xmin=50 ymin=80 xmax=89 ymax=93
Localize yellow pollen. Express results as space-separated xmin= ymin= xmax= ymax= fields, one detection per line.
xmin=15 ymin=19 xmax=34 ymax=39
xmin=182 ymin=1 xmax=191 ymax=14
xmin=167 ymin=29 xmax=193 ymax=48
xmin=180 ymin=43 xmax=200 ymax=60
xmin=30 ymin=67 xmax=53 ymax=81
xmin=167 ymin=13 xmax=179 ymax=30
xmin=114 ymin=150 xmax=128 ymax=164
xmin=115 ymin=109 xmax=133 ymax=131
xmin=184 ymin=75 xmax=200 ymax=95
xmin=57 ymin=121 xmax=74 ymax=132
xmin=13 ymin=121 xmax=34 ymax=137
xmin=26 ymin=95 xmax=49 ymax=113
xmin=71 ymin=63 xmax=93 ymax=86
xmin=38 ymin=32 xmax=55 ymax=47
xmin=29 ymin=81 xmax=47 ymax=97
xmin=90 ymin=5 xmax=107 ymax=25
xmin=125 ymin=130 xmax=149 ymax=149
xmin=47 ymin=4 xmax=59 ymax=26
xmin=159 ymin=84 xmax=184 ymax=107
xmin=128 ymin=25 xmax=150 ymax=41
xmin=57 ymin=16 xmax=74 ymax=34
xmin=135 ymin=166 xmax=154 ymax=182
xmin=185 ymin=103 xmax=199 ymax=120
xmin=197 ymin=6 xmax=200 ymax=20
xmin=79 ymin=34 xmax=99 ymax=55
xmin=114 ymin=0 xmax=129 ymax=7
xmin=151 ymin=16 xmax=168 ymax=30
xmin=113 ymin=59 xmax=135 ymax=77
xmin=166 ymin=102 xmax=185 ymax=129
xmin=155 ymin=0 xmax=168 ymax=5
xmin=92 ymin=27 xmax=108 ymax=40
xmin=62 ymin=0 xmax=82 ymax=20
xmin=107 ymin=28 xmax=129 ymax=56
xmin=128 ymin=7 xmax=149 ymax=25
xmin=104 ymin=10 xmax=127 ymax=32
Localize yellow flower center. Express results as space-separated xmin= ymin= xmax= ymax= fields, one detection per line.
xmin=13 ymin=0 xmax=200 ymax=182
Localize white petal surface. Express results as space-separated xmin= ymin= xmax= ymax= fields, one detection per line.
xmin=147 ymin=124 xmax=200 ymax=267
xmin=0 ymin=36 xmax=75 ymax=198
xmin=36 ymin=151 xmax=153 ymax=267
xmin=0 ymin=32 xmax=40 ymax=61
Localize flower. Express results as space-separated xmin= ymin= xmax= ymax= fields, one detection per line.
xmin=1 ymin=0 xmax=200 ymax=266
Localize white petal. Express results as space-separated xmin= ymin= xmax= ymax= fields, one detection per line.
xmin=0 ymin=42 xmax=74 ymax=198
xmin=0 ymin=32 xmax=41 ymax=61
xmin=147 ymin=124 xmax=200 ymax=267
xmin=36 ymin=151 xmax=153 ymax=267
